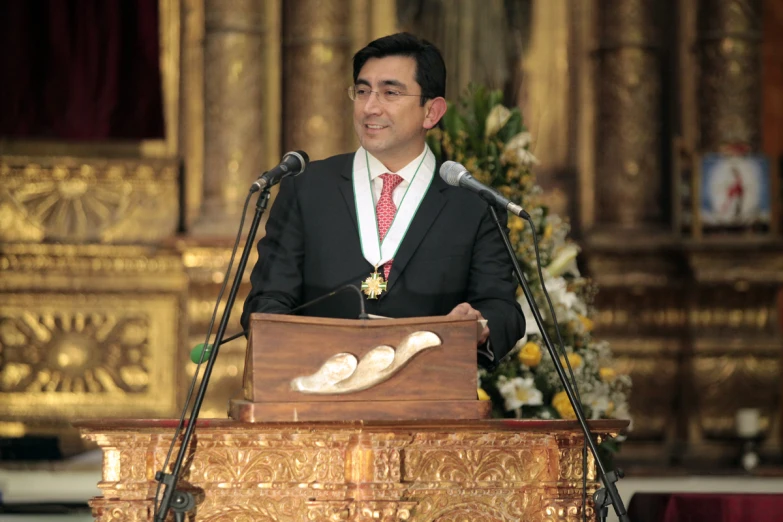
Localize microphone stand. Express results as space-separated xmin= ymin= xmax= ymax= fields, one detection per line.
xmin=153 ymin=187 xmax=272 ymax=522
xmin=486 ymin=204 xmax=630 ymax=522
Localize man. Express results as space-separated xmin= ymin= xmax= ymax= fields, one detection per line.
xmin=241 ymin=33 xmax=524 ymax=369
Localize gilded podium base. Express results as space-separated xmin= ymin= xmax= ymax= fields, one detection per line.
xmin=76 ymin=418 xmax=626 ymax=522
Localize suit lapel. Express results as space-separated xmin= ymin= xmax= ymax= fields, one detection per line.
xmin=337 ymin=153 xmax=359 ymax=233
xmin=384 ymin=173 xmax=447 ymax=293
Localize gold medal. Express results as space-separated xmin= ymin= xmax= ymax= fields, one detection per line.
xmin=361 ymin=266 xmax=387 ymax=299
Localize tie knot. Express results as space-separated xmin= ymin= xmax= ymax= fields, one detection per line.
xmin=379 ymin=173 xmax=404 ymax=194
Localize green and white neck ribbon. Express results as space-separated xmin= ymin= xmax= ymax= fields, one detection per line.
xmin=352 ymin=146 xmax=435 ymax=269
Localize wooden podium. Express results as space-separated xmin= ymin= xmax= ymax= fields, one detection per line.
xmin=229 ymin=313 xmax=490 ymax=422
xmin=77 ymin=313 xmax=629 ymax=521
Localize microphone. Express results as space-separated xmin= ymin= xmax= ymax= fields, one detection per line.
xmin=439 ymin=160 xmax=530 ymax=219
xmin=289 ymin=284 xmax=368 ymax=319
xmin=251 ymin=150 xmax=310 ymax=193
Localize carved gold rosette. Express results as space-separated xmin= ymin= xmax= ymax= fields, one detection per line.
xmin=0 ymin=244 xmax=187 ymax=422
xmin=0 ymin=156 xmax=179 ymax=243
xmin=78 ymin=419 xmax=624 ymax=521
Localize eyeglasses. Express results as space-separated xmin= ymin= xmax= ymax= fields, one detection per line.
xmin=348 ymin=85 xmax=423 ymax=104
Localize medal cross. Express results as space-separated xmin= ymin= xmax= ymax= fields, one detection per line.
xmin=361 ymin=270 xmax=387 ymax=299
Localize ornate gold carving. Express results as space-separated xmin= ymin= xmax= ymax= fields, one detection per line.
xmin=692 ymin=353 xmax=778 ymax=438
xmin=0 ymin=156 xmax=179 ymax=243
xmin=181 ymin=245 xmax=257 ymax=285
xmin=688 ymin=249 xmax=783 ymax=283
xmin=189 ymin=447 xmax=346 ymax=484
xmin=373 ymin=447 xmax=402 ymax=482
xmin=595 ymin=0 xmax=662 ymax=228
xmin=180 ymin=243 xmax=256 ymax=417
xmin=405 ymin=447 xmax=552 ymax=484
xmin=306 ymin=500 xmax=353 ymax=522
xmin=291 ymin=332 xmax=442 ymax=394
xmin=697 ymin=0 xmax=762 ymax=150
xmin=90 ymin=499 xmax=151 ymax=522
xmin=538 ymin=500 xmax=591 ymax=522
xmin=556 ymin=440 xmax=596 ymax=481
xmin=0 ymin=291 xmax=180 ymax=421
xmin=403 ymin=433 xmax=553 ymax=484
xmin=355 ymin=501 xmax=417 ymax=522
xmin=0 ymin=311 xmax=149 ymax=394
xmin=79 ymin=420 xmax=622 ymax=521
xmin=411 ymin=490 xmax=535 ymax=522
xmin=282 ymin=0 xmax=353 ymax=160
xmin=193 ymin=494 xmax=303 ymax=522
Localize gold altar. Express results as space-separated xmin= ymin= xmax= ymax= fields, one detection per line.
xmin=1 ymin=0 xmax=781 ymax=473
xmin=76 ymin=418 xmax=626 ymax=522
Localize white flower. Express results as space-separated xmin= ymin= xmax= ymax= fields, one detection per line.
xmin=517 ymin=296 xmax=542 ymax=336
xmin=544 ymin=277 xmax=580 ymax=310
xmin=498 ymin=376 xmax=544 ymax=411
xmin=506 ymin=131 xmax=532 ymax=149
xmin=505 ymin=132 xmax=540 ymax=166
xmin=516 ymin=148 xmax=540 ymax=167
xmin=485 ymin=105 xmax=512 ymax=137
xmin=584 ymin=393 xmax=611 ymax=419
xmin=546 ymin=244 xmax=581 ymax=278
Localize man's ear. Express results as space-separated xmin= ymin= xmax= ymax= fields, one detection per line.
xmin=422 ymin=97 xmax=447 ymax=130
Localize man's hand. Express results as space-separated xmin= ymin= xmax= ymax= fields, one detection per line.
xmin=448 ymin=302 xmax=490 ymax=345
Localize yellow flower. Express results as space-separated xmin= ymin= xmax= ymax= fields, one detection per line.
xmin=518 ymin=342 xmax=542 ymax=367
xmin=599 ymin=367 xmax=616 ymax=382
xmin=477 ymin=388 xmax=491 ymax=401
xmin=577 ymin=315 xmax=594 ymax=332
xmin=552 ymin=390 xmax=577 ymax=419
xmin=559 ymin=353 xmax=583 ymax=370
xmin=509 ymin=216 xmax=525 ymax=232
xmin=543 ymin=224 xmax=553 ymax=240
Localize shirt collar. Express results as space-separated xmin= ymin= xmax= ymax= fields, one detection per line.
xmin=362 ymin=144 xmax=433 ymax=184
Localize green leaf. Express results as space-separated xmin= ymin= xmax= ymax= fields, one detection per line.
xmin=498 ymin=110 xmax=523 ymax=143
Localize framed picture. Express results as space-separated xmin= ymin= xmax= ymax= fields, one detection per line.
xmin=693 ymin=153 xmax=779 ymax=237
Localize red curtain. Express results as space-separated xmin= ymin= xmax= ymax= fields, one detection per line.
xmin=0 ymin=0 xmax=164 ymax=141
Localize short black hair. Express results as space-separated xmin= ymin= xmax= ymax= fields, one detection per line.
xmin=352 ymin=32 xmax=446 ymax=106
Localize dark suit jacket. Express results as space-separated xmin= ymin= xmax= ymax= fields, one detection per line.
xmin=241 ymin=152 xmax=525 ymax=369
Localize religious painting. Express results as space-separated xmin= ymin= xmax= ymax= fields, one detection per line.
xmin=697 ymin=154 xmax=774 ymax=231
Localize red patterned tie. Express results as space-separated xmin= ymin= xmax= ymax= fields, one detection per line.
xmin=376 ymin=173 xmax=404 ymax=279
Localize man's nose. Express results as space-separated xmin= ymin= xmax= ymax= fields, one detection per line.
xmin=362 ymin=92 xmax=383 ymax=113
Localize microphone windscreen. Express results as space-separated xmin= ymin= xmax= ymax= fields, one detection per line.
xmin=288 ymin=150 xmax=310 ymax=174
xmin=190 ymin=343 xmax=213 ymax=364
xmin=439 ymin=161 xmax=466 ymax=187
xmin=296 ymin=150 xmax=310 ymax=164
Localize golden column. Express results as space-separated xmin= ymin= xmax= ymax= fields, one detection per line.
xmin=594 ymin=0 xmax=662 ymax=229
xmin=697 ymin=0 xmax=763 ymax=151
xmin=193 ymin=0 xmax=269 ymax=236
xmin=282 ymin=1 xmax=354 ymax=160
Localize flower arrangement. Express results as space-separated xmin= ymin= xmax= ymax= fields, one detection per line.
xmin=427 ymin=85 xmax=631 ymax=427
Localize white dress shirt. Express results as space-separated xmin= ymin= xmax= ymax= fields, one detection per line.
xmin=364 ymin=145 xmax=434 ymax=207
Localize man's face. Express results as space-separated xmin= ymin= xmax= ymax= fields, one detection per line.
xmin=352 ymin=56 xmax=433 ymax=169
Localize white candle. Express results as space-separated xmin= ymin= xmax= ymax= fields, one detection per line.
xmin=736 ymin=408 xmax=761 ymax=438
